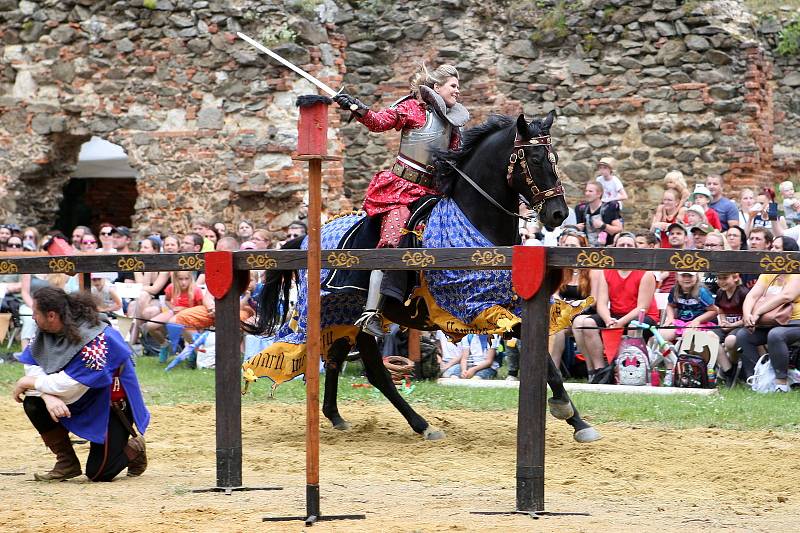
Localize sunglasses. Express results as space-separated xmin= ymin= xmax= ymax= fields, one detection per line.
xmin=82 ymin=240 xmax=97 ymax=245
xmin=7 ymin=242 xmax=22 ymax=248
xmin=100 ymin=231 xmax=113 ymax=236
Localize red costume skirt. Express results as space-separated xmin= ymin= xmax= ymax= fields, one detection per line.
xmin=362 ymin=170 xmax=438 ymax=217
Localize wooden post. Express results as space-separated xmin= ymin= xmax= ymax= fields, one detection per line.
xmin=305 ymin=157 xmax=322 ymax=518
xmin=214 ymin=269 xmax=244 ymax=488
xmin=516 ymin=273 xmax=552 ymax=512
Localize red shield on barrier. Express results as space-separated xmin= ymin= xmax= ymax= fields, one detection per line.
xmin=205 ymin=251 xmax=233 ymax=299
xmin=512 ymin=245 xmax=546 ymax=300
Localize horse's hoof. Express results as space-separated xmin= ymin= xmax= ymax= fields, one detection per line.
xmin=332 ymin=420 xmax=351 ymax=431
xmin=423 ymin=426 xmax=446 ymax=441
xmin=573 ymin=427 xmax=602 ymax=443
xmin=548 ymin=398 xmax=574 ymax=420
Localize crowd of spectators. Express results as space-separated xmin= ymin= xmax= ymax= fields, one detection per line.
xmin=2 ymin=162 xmax=799 ymax=393
xmin=519 ymin=162 xmax=800 ymax=393
xmin=0 ymin=217 xmax=308 ymax=366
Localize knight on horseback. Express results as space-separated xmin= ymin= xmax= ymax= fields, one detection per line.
xmin=333 ymin=64 xmax=470 ymax=337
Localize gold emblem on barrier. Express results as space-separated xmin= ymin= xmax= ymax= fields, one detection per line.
xmin=327 ymin=251 xmax=360 ymax=268
xmin=178 ymin=254 xmax=205 ymax=270
xmin=759 ymin=254 xmax=800 ymax=273
xmin=402 ymin=250 xmax=435 ymax=268
xmin=471 ymin=249 xmax=506 ymax=267
xmin=117 ymin=256 xmax=145 ymax=271
xmin=48 ymin=258 xmax=75 ymax=274
xmin=669 ymin=251 xmax=709 ymax=271
xmin=0 ymin=260 xmax=18 ymax=274
xmin=246 ymin=254 xmax=278 ymax=269
xmin=576 ymin=250 xmax=614 ymax=268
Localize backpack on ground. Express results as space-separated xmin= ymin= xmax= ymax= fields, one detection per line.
xmin=615 ymin=344 xmax=650 ymax=385
xmin=673 ymin=353 xmax=708 ymax=388
xmin=614 ymin=310 xmax=650 ymax=386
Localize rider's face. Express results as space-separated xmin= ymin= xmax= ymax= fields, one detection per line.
xmin=434 ymin=77 xmax=460 ymax=108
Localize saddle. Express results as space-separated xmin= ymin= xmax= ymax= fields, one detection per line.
xmin=321 ymin=195 xmax=442 ymax=299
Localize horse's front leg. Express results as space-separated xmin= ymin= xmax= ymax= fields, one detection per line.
xmin=547 ymin=355 xmax=602 ymax=443
xmin=322 ymin=339 xmax=351 ymax=430
xmin=356 ymin=332 xmax=445 ymax=440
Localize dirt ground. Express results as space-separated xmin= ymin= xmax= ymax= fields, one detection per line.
xmin=1 ymin=398 xmax=798 ymax=533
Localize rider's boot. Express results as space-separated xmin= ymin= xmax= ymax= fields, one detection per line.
xmin=355 ymin=270 xmax=385 ymax=337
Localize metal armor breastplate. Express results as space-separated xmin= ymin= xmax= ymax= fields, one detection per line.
xmin=397 ymin=109 xmax=451 ymax=169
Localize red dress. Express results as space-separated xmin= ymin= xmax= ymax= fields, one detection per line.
xmin=358 ymin=99 xmax=460 ymax=217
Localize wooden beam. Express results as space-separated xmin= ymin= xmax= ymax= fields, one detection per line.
xmin=214 ymin=270 xmax=244 ymax=488
xmin=516 ymin=272 xmax=552 ymax=513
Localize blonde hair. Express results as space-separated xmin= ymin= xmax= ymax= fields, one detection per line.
xmin=663 ymin=170 xmax=689 ymax=205
xmin=410 ymin=63 xmax=459 ymax=93
xmin=170 ymin=271 xmax=198 ymax=307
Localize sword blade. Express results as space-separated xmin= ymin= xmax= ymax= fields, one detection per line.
xmin=237 ymin=32 xmax=338 ymax=97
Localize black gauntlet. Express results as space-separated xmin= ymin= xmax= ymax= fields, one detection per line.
xmin=333 ymin=93 xmax=368 ymax=117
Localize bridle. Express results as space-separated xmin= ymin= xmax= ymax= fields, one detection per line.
xmin=507 ymin=133 xmax=565 ymax=214
xmin=444 ymin=130 xmax=565 ymax=223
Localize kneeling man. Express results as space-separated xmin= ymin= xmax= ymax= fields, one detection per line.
xmin=12 ymin=287 xmax=149 ymax=481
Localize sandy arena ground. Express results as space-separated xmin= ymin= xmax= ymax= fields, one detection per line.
xmin=1 ymin=398 xmax=798 ymax=532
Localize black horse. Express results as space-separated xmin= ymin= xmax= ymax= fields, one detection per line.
xmin=244 ymin=111 xmax=601 ymax=443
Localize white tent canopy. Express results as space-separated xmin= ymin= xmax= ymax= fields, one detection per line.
xmin=72 ymin=136 xmax=138 ymax=178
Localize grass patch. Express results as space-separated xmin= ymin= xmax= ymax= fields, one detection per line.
xmin=744 ymin=0 xmax=800 ymax=15
xmin=1 ymin=356 xmax=797 ymax=432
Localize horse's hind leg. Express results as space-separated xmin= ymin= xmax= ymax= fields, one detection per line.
xmin=356 ymin=333 xmax=445 ymax=440
xmin=547 ymin=356 xmax=602 ymax=443
xmin=322 ymin=338 xmax=351 ymax=430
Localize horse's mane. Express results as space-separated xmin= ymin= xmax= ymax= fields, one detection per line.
xmin=434 ymin=114 xmax=515 ymax=196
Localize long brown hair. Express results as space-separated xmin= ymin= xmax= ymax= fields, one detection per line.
xmin=33 ymin=287 xmax=100 ymax=344
xmin=557 ymin=232 xmax=591 ymax=298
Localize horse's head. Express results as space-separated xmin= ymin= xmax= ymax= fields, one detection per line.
xmin=508 ymin=111 xmax=568 ymax=229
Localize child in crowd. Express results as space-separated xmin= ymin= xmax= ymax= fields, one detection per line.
xmin=685 ymin=205 xmax=708 ymax=228
xmin=663 ymin=170 xmax=690 ymax=207
xmin=595 ymin=157 xmax=627 ymax=206
xmin=689 ymin=184 xmax=721 ymax=230
xmin=436 ymin=330 xmax=463 ymax=378
xmin=660 ymin=271 xmax=718 ymax=345
xmin=143 ymin=271 xmax=203 ymax=361
xmin=90 ymin=273 xmax=121 ymax=314
xmin=780 ymin=181 xmax=800 ymax=227
xmin=714 ymin=272 xmax=749 ymax=387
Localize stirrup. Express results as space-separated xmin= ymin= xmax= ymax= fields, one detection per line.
xmin=355 ymin=310 xmax=385 ymax=337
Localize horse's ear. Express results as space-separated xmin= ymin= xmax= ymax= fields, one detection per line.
xmin=542 ymin=110 xmax=556 ymax=132
xmin=516 ymin=114 xmax=529 ymax=139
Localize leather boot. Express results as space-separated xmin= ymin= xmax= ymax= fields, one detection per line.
xmin=125 ymin=435 xmax=147 ymax=477
xmin=34 ymin=426 xmax=82 ymax=481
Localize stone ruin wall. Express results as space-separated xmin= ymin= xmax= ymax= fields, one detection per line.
xmin=0 ymin=0 xmax=798 ymax=235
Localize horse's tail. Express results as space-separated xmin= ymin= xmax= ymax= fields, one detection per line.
xmin=242 ymin=237 xmax=304 ymax=336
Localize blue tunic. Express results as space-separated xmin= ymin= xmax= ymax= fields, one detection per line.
xmin=19 ymin=326 xmax=150 ymax=444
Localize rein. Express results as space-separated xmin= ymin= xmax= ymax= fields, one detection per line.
xmin=444 ymin=132 xmax=565 ymax=222
xmin=445 ymin=160 xmax=531 ymax=222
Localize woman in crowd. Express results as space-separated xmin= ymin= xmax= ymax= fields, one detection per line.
xmin=725 ymin=225 xmax=748 ymax=251
xmin=746 ymin=187 xmax=785 ymax=234
xmin=650 ymin=188 xmax=686 ymax=248
xmin=97 ymin=223 xmax=116 ymax=252
xmin=162 ymin=234 xmax=180 ymax=254
xmin=572 ymin=232 xmax=659 ymax=383
xmin=142 ymin=271 xmax=203 ymax=362
xmin=22 ymin=227 xmax=40 ymax=251
xmin=80 ymin=233 xmax=99 ymax=252
xmin=738 ymin=188 xmax=755 ymax=228
xmin=549 ymin=232 xmax=596 ymax=369
xmin=736 ymin=255 xmax=800 ymax=392
xmin=251 ymin=229 xmax=272 ymax=250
